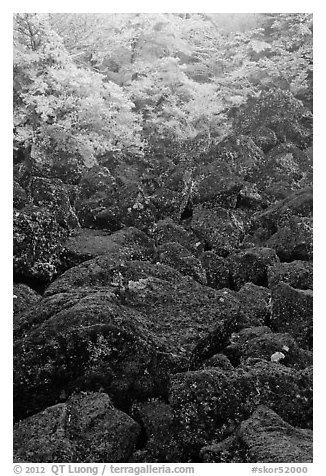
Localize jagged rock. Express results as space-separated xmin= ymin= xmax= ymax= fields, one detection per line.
xmin=237 ymin=283 xmax=271 ymax=328
xmin=238 ymin=405 xmax=313 ymax=463
xmin=238 ymin=332 xmax=312 ymax=370
xmin=200 ymin=252 xmax=230 ymax=289
xmin=130 ymin=400 xmax=179 ymax=462
xmin=199 ymin=353 xmax=234 ymax=371
xmin=30 ymin=177 xmax=79 ymax=228
xmin=14 ymin=292 xmax=180 ymax=420
xmin=271 ymin=283 xmax=313 ymax=349
xmin=14 ymin=260 xmax=242 ymax=420
xmin=169 ymin=362 xmax=312 ymax=457
xmin=268 ymin=260 xmax=313 ymax=290
xmin=233 ymin=89 xmax=312 ymax=149
xmin=193 ymin=161 xmax=243 ymax=208
xmin=250 ymin=126 xmax=278 ymax=153
xmin=223 ymin=326 xmax=274 ymax=366
xmin=150 ymin=218 xmax=200 ymax=254
xmin=14 ymin=392 xmax=140 ymax=462
xmin=200 ymin=435 xmax=245 ymax=463
xmin=13 ymin=181 xmax=29 ymax=209
xmin=157 ymin=242 xmax=206 ymax=284
xmin=248 ymin=187 xmax=312 ymax=242
xmin=191 ymin=205 xmax=244 ymax=257
xmin=46 ymin=227 xmax=156 ymax=295
xmin=13 ymin=207 xmax=69 ymax=282
xmin=229 ymin=247 xmax=279 ymax=290
xmin=266 ymin=215 xmax=313 ymax=261
xmin=13 ymin=283 xmax=40 ymax=317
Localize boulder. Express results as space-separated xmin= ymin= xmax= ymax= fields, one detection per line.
xmin=229 ymin=247 xmax=279 ymax=290
xmin=271 ymin=283 xmax=313 ymax=349
xmin=150 ymin=218 xmax=200 ymax=254
xmin=30 ymin=177 xmax=79 ymax=228
xmin=266 ymin=215 xmax=313 ymax=261
xmin=238 ymin=405 xmax=313 ymax=463
xmin=248 ymin=187 xmax=312 ymax=242
xmin=199 ymin=353 xmax=234 ymax=371
xmin=200 ymin=252 xmax=230 ymax=289
xmin=14 ymin=292 xmax=179 ymax=420
xmin=13 ymin=181 xmax=29 ymax=209
xmin=46 ymin=227 xmax=156 ymax=296
xmin=130 ymin=400 xmax=179 ymax=462
xmin=14 ymin=392 xmax=140 ymax=462
xmin=169 ymin=362 xmax=312 ymax=457
xmin=201 ymin=405 xmax=313 ymax=463
xmin=157 ymin=242 xmax=207 ymax=285
xmin=14 ymin=260 xmax=242 ymax=419
xmin=13 ymin=283 xmax=41 ymax=317
xmin=191 ymin=205 xmax=244 ymax=257
xmin=237 ymin=283 xmax=271 ymax=328
xmin=238 ymin=332 xmax=312 ymax=370
xmin=13 ymin=207 xmax=69 ymax=282
xmin=267 ymin=260 xmax=313 ymax=290
xmin=75 ymin=166 xmax=156 ymax=232
xmin=193 ymin=161 xmax=243 ymax=208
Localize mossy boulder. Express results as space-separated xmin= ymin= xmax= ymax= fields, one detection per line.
xmin=200 ymin=252 xmax=230 ymax=289
xmin=14 ymin=392 xmax=140 ymax=463
xmin=30 ymin=176 xmax=79 ymax=228
xmin=13 ymin=207 xmax=69 ymax=282
xmin=130 ymin=400 xmax=180 ymax=462
xmin=169 ymin=362 xmax=312 ymax=458
xmin=271 ymin=283 xmax=313 ymax=349
xmin=191 ymin=205 xmax=244 ymax=257
xmin=150 ymin=218 xmax=200 ymax=254
xmin=13 ymin=283 xmax=40 ymax=317
xmin=201 ymin=405 xmax=313 ymax=463
xmin=267 ymin=260 xmax=313 ymax=290
xmin=157 ymin=242 xmax=207 ymax=285
xmin=238 ymin=405 xmax=313 ymax=463
xmin=13 ymin=181 xmax=29 ymax=210
xmin=237 ymin=283 xmax=271 ymax=328
xmin=229 ymin=247 xmax=279 ymax=290
xmin=14 ymin=293 xmax=179 ymax=420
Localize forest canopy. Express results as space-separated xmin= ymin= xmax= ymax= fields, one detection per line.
xmin=13 ymin=13 xmax=313 ymax=169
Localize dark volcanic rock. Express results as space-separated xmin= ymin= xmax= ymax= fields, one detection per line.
xmin=229 ymin=247 xmax=279 ymax=290
xmin=193 ymin=161 xmax=243 ymax=208
xmin=13 ymin=283 xmax=40 ymax=317
xmin=191 ymin=205 xmax=244 ymax=256
xmin=14 ymin=259 xmax=242 ymax=420
xmin=238 ymin=332 xmax=312 ymax=370
xmin=30 ymin=176 xmax=79 ymax=228
xmin=75 ymin=165 xmax=156 ymax=232
xmin=267 ymin=260 xmax=313 ymax=290
xmin=60 ymin=227 xmax=155 ymax=270
xmin=130 ymin=400 xmax=179 ymax=462
xmin=247 ymin=187 xmax=312 ymax=246
xmin=13 ymin=181 xmax=29 ymax=209
xmin=13 ymin=207 xmax=69 ymax=282
xmin=238 ymin=405 xmax=313 ymax=463
xmin=266 ymin=215 xmax=313 ymax=261
xmin=201 ymin=405 xmax=313 ymax=463
xmin=199 ymin=353 xmax=234 ymax=371
xmin=14 ymin=392 xmax=140 ymax=463
xmin=169 ymin=362 xmax=312 ymax=457
xmin=157 ymin=242 xmax=207 ymax=284
xmin=14 ymin=292 xmax=179 ymax=420
xmin=200 ymin=252 xmax=230 ymax=289
xmin=271 ymin=283 xmax=313 ymax=349
xmin=237 ymin=283 xmax=271 ymax=328
xmin=46 ymin=227 xmax=156 ymax=295
xmin=150 ymin=218 xmax=200 ymax=254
